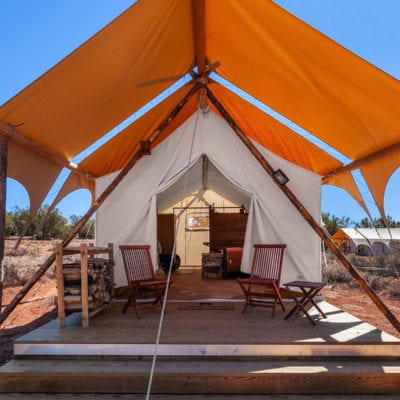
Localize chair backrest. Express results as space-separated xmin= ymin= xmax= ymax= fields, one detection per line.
xmin=119 ymin=245 xmax=155 ymax=282
xmin=250 ymin=244 xmax=286 ymax=282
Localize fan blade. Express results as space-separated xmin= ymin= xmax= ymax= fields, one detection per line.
xmin=137 ymin=64 xmax=196 ymax=88
xmin=136 ymin=75 xmax=187 ymax=88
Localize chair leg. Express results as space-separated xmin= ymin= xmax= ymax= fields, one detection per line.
xmin=121 ymin=299 xmax=130 ymax=314
xmin=121 ymin=294 xmax=141 ymax=319
xmin=133 ymin=301 xmax=141 ymax=319
xmin=273 ymin=283 xmax=286 ymax=312
xmin=242 ymin=297 xmax=249 ymax=313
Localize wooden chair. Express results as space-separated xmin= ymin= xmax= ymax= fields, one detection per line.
xmin=237 ymin=244 xmax=286 ymax=316
xmin=119 ymin=245 xmax=169 ymax=319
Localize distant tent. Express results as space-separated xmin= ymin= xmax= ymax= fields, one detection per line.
xmin=332 ymin=228 xmax=400 ymax=255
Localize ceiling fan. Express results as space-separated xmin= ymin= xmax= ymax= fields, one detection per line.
xmin=136 ymin=60 xmax=220 ymax=88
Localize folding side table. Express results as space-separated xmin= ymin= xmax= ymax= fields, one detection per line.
xmin=283 ymin=280 xmax=327 ymax=325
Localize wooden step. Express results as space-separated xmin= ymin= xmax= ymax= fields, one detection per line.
xmin=0 ymin=356 xmax=400 ymax=394
xmin=13 ymin=341 xmax=400 ymax=358
xmin=1 ymin=395 xmax=400 ymax=400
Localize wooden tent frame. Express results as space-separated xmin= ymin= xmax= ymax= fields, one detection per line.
xmin=0 ymin=0 xmax=399 ymax=333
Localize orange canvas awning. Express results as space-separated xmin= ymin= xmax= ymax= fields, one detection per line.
xmin=1 ymin=0 xmax=399 ymax=219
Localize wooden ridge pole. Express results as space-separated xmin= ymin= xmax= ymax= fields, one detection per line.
xmin=0 ymin=83 xmax=201 ymax=325
xmin=207 ymin=87 xmax=400 ymax=333
xmin=0 ymin=134 xmax=8 ymax=318
xmin=192 ymin=0 xmax=206 ymax=76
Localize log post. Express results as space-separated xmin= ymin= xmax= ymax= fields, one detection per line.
xmin=0 ymin=82 xmax=201 ymax=325
xmin=0 ymin=134 xmax=8 ymax=318
xmin=80 ymin=243 xmax=89 ymax=328
xmin=207 ymin=87 xmax=400 ymax=333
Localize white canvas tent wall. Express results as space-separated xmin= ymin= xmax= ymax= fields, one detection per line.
xmin=333 ymin=228 xmax=400 ymax=255
xmin=96 ymin=110 xmax=321 ymax=287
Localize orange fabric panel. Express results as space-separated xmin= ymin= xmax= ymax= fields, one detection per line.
xmin=359 ymin=152 xmax=400 ymax=217
xmin=46 ymin=171 xmax=95 ymax=214
xmin=209 ymin=83 xmax=342 ymax=175
xmin=8 ymin=142 xmax=62 ymax=215
xmin=206 ymin=0 xmax=400 ymax=161
xmin=80 ymin=84 xmax=198 ymax=177
xmin=323 ymin=172 xmax=371 ymax=220
xmin=0 ymin=0 xmax=194 ymax=161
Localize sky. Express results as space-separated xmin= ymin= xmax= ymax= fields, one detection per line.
xmin=0 ymin=0 xmax=399 ymax=223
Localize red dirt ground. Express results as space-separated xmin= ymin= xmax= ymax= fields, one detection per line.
xmin=1 ymin=239 xmax=400 ymax=366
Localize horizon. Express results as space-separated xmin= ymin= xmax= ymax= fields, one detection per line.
xmin=1 ymin=1 xmax=399 ymax=222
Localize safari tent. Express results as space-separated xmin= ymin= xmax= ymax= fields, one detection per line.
xmin=1 ymin=0 xmax=400 ymax=330
xmin=332 ymin=228 xmax=400 ymax=256
xmin=96 ymin=111 xmax=321 ymax=286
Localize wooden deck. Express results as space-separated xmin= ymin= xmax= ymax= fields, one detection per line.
xmin=1 ymin=268 xmax=400 ymax=395
xmin=13 ymin=300 xmax=400 ymax=357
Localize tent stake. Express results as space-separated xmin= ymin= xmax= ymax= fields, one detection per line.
xmin=0 ymin=83 xmax=201 ymax=326
xmin=0 ymin=134 xmax=8 ymax=319
xmin=207 ymin=87 xmax=400 ymax=333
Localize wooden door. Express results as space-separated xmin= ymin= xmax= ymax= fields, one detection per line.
xmin=209 ymin=209 xmax=248 ymax=251
xmin=157 ymin=214 xmax=174 ymax=253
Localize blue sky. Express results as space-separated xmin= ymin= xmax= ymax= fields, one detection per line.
xmin=1 ymin=1 xmax=399 ymax=222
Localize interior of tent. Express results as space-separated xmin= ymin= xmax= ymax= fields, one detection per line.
xmin=157 ymin=160 xmax=249 ymax=267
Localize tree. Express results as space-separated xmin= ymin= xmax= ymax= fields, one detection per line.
xmin=69 ymin=214 xmax=95 ymax=239
xmin=356 ymin=217 xmax=372 ymax=228
xmin=322 ymin=213 xmax=352 ymax=235
xmin=5 ymin=206 xmax=31 ymax=236
xmin=5 ymin=205 xmax=70 ymax=239
xmin=34 ymin=206 xmax=70 ymax=239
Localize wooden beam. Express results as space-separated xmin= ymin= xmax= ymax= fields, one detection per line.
xmin=323 ymin=141 xmax=400 ymax=182
xmin=192 ymin=0 xmax=206 ymax=76
xmin=0 ymin=120 xmax=94 ymax=181
xmin=0 ymin=83 xmax=201 ymax=325
xmin=207 ymin=87 xmax=400 ymax=333
xmin=202 ymin=154 xmax=208 ymax=190
xmin=0 ymin=134 xmax=8 ymax=319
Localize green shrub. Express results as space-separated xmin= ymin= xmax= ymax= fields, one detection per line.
xmin=323 ymin=252 xmax=400 ymax=298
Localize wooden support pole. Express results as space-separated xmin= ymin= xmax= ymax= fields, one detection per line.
xmin=80 ymin=243 xmax=89 ymax=328
xmin=192 ymin=0 xmax=206 ymax=76
xmin=55 ymin=243 xmax=65 ymax=327
xmin=0 ymin=134 xmax=8 ymax=318
xmin=0 ymin=83 xmax=201 ymax=325
xmin=323 ymin=141 xmax=400 ymax=182
xmin=207 ymin=87 xmax=400 ymax=333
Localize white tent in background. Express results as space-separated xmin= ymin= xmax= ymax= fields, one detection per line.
xmin=96 ymin=111 xmax=321 ymax=287
xmin=332 ymin=228 xmax=400 ymax=255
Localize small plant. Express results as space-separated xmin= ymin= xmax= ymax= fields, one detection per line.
xmin=385 ymin=279 xmax=400 ymax=298
xmin=322 ymin=260 xmax=353 ymax=284
xmin=323 ymin=252 xmax=400 ymax=298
